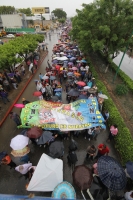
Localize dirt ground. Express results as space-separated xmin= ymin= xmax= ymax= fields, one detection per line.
xmin=89 ymin=52 xmax=133 ymax=137
xmin=0 ymin=50 xmax=47 ymax=123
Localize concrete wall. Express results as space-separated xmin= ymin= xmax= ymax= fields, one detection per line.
xmin=0 ymin=14 xmax=23 ymax=28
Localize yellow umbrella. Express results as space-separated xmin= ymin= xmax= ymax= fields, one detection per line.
xmin=11 ymin=146 xmax=30 ymax=157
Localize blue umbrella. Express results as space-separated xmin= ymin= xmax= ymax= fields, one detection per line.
xmin=126 ymin=161 xmax=133 ymax=180
xmin=52 ymin=181 xmax=76 ymax=199
xmin=97 ymin=156 xmax=127 ymax=191
xmin=54 ymin=88 xmax=62 ymax=92
xmin=70 ymin=57 xmax=76 ymax=61
xmin=52 ymin=60 xmax=58 ymax=64
xmin=67 ymin=55 xmax=72 ymax=58
xmin=50 ymin=76 xmax=56 ymax=80
xmin=81 ymin=60 xmax=87 ymax=63
xmin=67 ymin=72 xmax=73 ymax=76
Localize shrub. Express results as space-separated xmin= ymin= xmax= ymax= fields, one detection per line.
xmin=115 ymin=84 xmax=128 ymax=96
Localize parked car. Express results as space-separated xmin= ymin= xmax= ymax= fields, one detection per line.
xmin=15 ymin=32 xmax=23 ymax=37
xmin=6 ymin=34 xmax=15 ymax=38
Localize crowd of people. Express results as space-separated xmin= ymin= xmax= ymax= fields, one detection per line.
xmin=0 ymin=24 xmax=132 ymax=200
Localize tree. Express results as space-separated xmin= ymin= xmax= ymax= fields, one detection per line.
xmin=71 ymin=0 xmax=133 ymax=70
xmin=58 ymin=18 xmax=66 ymax=24
xmin=0 ymin=6 xmax=15 ymax=14
xmin=52 ymin=9 xmax=67 ymax=19
xmin=18 ymin=8 xmax=33 ymax=16
xmin=0 ymin=34 xmax=43 ymax=70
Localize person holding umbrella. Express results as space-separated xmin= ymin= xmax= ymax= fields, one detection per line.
xmin=107 ymin=124 xmax=118 ymax=142
xmin=9 ymin=112 xmax=21 ymax=126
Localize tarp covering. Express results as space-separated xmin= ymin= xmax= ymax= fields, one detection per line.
xmin=27 ymin=153 xmax=63 ymax=192
xmin=20 ymin=98 xmax=106 ymax=131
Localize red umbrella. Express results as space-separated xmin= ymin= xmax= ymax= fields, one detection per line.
xmin=33 ymin=91 xmax=42 ymax=97
xmin=72 ymin=67 xmax=78 ymax=71
xmin=55 ymin=65 xmax=61 ymax=70
xmin=14 ymin=104 xmax=25 ymax=108
xmin=76 ymin=81 xmax=86 ymax=87
xmin=27 ymin=127 xmax=43 ymax=138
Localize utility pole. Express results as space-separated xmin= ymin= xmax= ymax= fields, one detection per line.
xmin=113 ymin=30 xmax=133 ymax=83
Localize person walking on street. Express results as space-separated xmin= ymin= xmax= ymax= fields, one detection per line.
xmin=0 ymin=90 xmax=10 ymax=104
xmin=86 ymin=145 xmax=96 ymax=161
xmin=107 ymin=124 xmax=118 ymax=142
xmin=9 ymin=112 xmax=21 ymax=126
xmin=96 ymin=144 xmax=109 ymax=159
xmin=15 ymin=163 xmax=32 ymax=180
xmin=1 ymin=154 xmax=16 ymax=169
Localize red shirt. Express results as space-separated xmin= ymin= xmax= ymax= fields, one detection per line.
xmin=98 ymin=144 xmax=109 ymax=155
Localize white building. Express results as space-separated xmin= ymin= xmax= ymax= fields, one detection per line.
xmin=0 ymin=13 xmax=27 ymax=28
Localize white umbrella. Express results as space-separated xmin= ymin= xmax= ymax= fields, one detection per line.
xmin=57 ymin=56 xmax=68 ymax=61
xmin=53 ymin=57 xmax=59 ymax=60
xmin=10 ymin=135 xmax=29 ymax=150
xmin=42 ymin=75 xmax=49 ymax=80
xmin=84 ymin=86 xmax=90 ymax=90
xmin=98 ymin=93 xmax=108 ymax=99
xmin=60 ymin=52 xmax=64 ymax=55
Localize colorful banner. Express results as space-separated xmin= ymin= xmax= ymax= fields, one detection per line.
xmin=20 ymin=98 xmax=106 ymax=131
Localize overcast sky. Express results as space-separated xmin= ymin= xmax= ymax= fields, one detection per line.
xmin=0 ymin=0 xmax=93 ymax=17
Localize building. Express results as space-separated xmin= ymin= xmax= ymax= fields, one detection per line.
xmin=0 ymin=13 xmax=27 ymax=29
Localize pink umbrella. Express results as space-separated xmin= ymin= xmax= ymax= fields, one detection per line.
xmin=76 ymin=81 xmax=86 ymax=86
xmin=72 ymin=67 xmax=78 ymax=71
xmin=14 ymin=104 xmax=25 ymax=108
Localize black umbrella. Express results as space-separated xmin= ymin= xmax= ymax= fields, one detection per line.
xmin=49 ymin=141 xmax=64 ymax=158
xmin=68 ymin=89 xmax=79 ymax=97
xmin=97 ymin=156 xmax=127 ymax=191
xmin=37 ymin=131 xmax=53 ymax=145
xmin=77 ymin=95 xmax=88 ymax=100
xmin=51 ymin=96 xmax=59 ymax=102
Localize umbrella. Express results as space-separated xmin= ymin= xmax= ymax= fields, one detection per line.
xmin=67 ymin=72 xmax=73 ymax=76
xmin=57 ymin=56 xmax=68 ymax=61
xmin=73 ymin=165 xmax=94 ymax=200
xmin=33 ymin=91 xmax=42 ymax=97
xmin=51 ymin=96 xmax=59 ymax=102
xmin=52 ymin=181 xmax=76 ymax=199
xmin=52 ymin=60 xmax=58 ymax=64
xmin=67 ymin=55 xmax=72 ymax=58
xmin=27 ymin=127 xmax=43 ymax=139
xmin=74 ymin=72 xmax=81 ymax=76
xmin=54 ymin=88 xmax=62 ymax=92
xmin=97 ymin=156 xmax=127 ymax=191
xmin=68 ymin=89 xmax=80 ymax=97
xmin=49 ymin=141 xmax=64 ymax=158
xmin=88 ymin=88 xmax=97 ymax=94
xmin=81 ymin=60 xmax=87 ymax=63
xmin=10 ymin=135 xmax=29 ymax=150
xmin=76 ymin=81 xmax=86 ymax=87
xmin=0 ymin=151 xmax=7 ymax=161
xmin=98 ymin=93 xmax=108 ymax=99
xmin=84 ymin=86 xmax=91 ymax=90
xmin=70 ymin=57 xmax=76 ymax=61
xmin=68 ymin=62 xmax=73 ymax=66
xmin=50 ymin=76 xmax=56 ymax=80
xmin=76 ymin=60 xmax=81 ymax=63
xmin=126 ymin=161 xmax=133 ymax=180
xmin=11 ymin=146 xmax=30 ymax=157
xmin=14 ymin=104 xmax=25 ymax=108
xmin=37 ymin=131 xmax=53 ymax=145
xmin=60 ymin=52 xmax=64 ymax=55
xmin=42 ymin=75 xmax=49 ymax=80
xmin=72 ymin=67 xmax=78 ymax=71
xmin=77 ymin=95 xmax=88 ymax=100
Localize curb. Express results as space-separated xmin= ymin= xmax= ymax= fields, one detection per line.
xmin=0 ymin=52 xmax=48 ymax=127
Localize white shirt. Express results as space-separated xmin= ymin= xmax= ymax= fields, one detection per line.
xmin=85 ymin=65 xmax=89 ymax=71
xmin=15 ymin=163 xmax=32 ymax=174
xmin=41 ymin=87 xmax=46 ymax=93
xmin=125 ymin=192 xmax=133 ymax=200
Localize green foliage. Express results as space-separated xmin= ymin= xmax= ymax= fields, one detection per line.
xmin=111 ymin=62 xmax=133 ymax=93
xmin=115 ymin=84 xmax=128 ymax=96
xmin=52 ymin=9 xmax=67 ymax=19
xmin=18 ymin=8 xmax=33 ymax=16
xmin=0 ymin=6 xmax=15 ymax=14
xmin=71 ymin=0 xmax=133 ymax=60
xmin=0 ymin=34 xmax=43 ymax=69
xmin=88 ymin=58 xmax=133 ymax=165
xmin=58 ymin=18 xmax=66 ymax=24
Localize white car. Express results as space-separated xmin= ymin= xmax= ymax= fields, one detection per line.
xmin=6 ymin=34 xmax=15 ymax=38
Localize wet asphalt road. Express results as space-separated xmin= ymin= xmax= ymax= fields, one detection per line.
xmin=0 ymin=30 xmax=118 ymax=199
